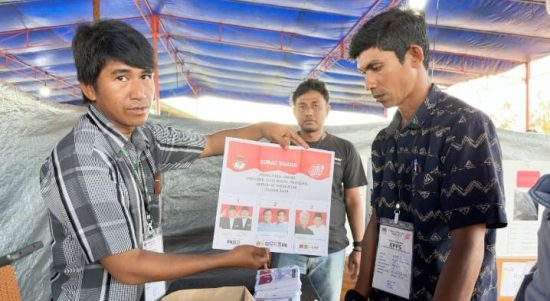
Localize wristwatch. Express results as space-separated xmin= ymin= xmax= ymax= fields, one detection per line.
xmin=353 ymin=241 xmax=362 ymax=247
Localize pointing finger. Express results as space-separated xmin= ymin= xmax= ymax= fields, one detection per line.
xmin=289 ymin=132 xmax=308 ymax=149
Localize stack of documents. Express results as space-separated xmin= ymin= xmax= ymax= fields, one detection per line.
xmin=254 ymin=266 xmax=302 ymax=301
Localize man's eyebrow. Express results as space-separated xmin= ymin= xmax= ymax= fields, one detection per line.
xmin=357 ymin=65 xmax=367 ymax=73
xmin=111 ymin=68 xmax=131 ymax=75
xmin=360 ymin=61 xmax=381 ymax=72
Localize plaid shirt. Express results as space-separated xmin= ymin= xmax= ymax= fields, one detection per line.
xmin=40 ymin=106 xmax=205 ymax=301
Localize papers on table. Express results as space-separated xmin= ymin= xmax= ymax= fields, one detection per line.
xmin=254 ymin=266 xmax=302 ymax=301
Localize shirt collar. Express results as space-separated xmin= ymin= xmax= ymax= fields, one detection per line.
xmin=87 ymin=105 xmax=149 ymax=153
xmin=384 ymin=84 xmax=441 ymax=134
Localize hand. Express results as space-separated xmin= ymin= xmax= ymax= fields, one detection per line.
xmin=259 ymin=122 xmax=308 ymax=149
xmin=227 ymin=245 xmax=271 ymax=269
xmin=347 ymin=249 xmax=361 ymax=279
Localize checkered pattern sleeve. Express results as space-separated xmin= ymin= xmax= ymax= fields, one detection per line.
xmin=143 ymin=123 xmax=206 ymax=171
xmin=40 ymin=144 xmax=137 ymax=264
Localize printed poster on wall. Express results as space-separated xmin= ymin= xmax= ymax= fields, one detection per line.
xmin=496 ymin=160 xmax=550 ymax=257
xmin=212 ymin=137 xmax=334 ymax=256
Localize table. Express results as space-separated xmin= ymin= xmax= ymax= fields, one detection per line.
xmin=167 ymin=268 xmax=321 ymax=301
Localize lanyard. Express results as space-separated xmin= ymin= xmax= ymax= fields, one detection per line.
xmin=120 ymin=148 xmax=154 ymax=233
xmin=392 ymin=119 xmax=420 ymax=225
xmin=393 ymin=129 xmax=404 ymax=221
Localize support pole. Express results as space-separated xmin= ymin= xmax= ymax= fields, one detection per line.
xmin=525 ymin=62 xmax=531 ymax=132
xmin=151 ymin=14 xmax=161 ymax=115
xmin=93 ymin=0 xmax=100 ymax=21
xmin=133 ymin=0 xmax=200 ymax=98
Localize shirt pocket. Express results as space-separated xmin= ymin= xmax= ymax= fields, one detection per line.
xmin=411 ymin=171 xmax=440 ymax=210
xmin=413 ymin=170 xmax=438 ymax=193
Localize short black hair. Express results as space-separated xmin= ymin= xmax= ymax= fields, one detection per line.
xmin=348 ymin=7 xmax=429 ymax=69
xmin=72 ymin=19 xmax=154 ymax=103
xmin=314 ymin=212 xmax=322 ymax=219
xmin=290 ymin=78 xmax=329 ymax=105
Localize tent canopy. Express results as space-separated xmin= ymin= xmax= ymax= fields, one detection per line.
xmin=1 ymin=0 xmax=550 ymax=116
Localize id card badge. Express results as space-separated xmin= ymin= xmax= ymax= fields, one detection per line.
xmin=143 ymin=228 xmax=166 ymax=301
xmin=372 ymin=216 xmax=414 ymax=299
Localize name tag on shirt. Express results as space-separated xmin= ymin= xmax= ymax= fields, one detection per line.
xmin=372 ymin=218 xmax=414 ymax=299
xmin=143 ymin=231 xmax=166 ymax=301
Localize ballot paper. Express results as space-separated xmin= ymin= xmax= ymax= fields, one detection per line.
xmin=213 ymin=138 xmax=334 ymax=256
xmin=254 ymin=266 xmax=302 ymax=301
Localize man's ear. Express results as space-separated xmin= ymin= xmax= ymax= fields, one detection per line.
xmin=408 ymin=45 xmax=425 ymax=68
xmin=326 ymin=103 xmax=331 ymax=116
xmin=80 ymin=83 xmax=97 ymax=102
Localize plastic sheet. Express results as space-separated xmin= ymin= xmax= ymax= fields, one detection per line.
xmin=1 ymin=80 xmax=550 ymax=300
xmin=2 ymin=0 xmax=549 ymax=112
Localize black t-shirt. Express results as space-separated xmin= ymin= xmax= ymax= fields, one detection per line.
xmin=307 ymin=133 xmax=367 ymax=252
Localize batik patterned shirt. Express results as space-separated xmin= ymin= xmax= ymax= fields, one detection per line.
xmin=40 ymin=105 xmax=205 ymax=301
xmin=371 ymin=85 xmax=507 ymax=300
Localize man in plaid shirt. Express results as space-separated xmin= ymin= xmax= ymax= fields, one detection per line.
xmin=40 ymin=19 xmax=307 ymax=301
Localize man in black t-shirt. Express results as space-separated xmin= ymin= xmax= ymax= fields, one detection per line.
xmin=271 ymin=79 xmax=368 ymax=301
